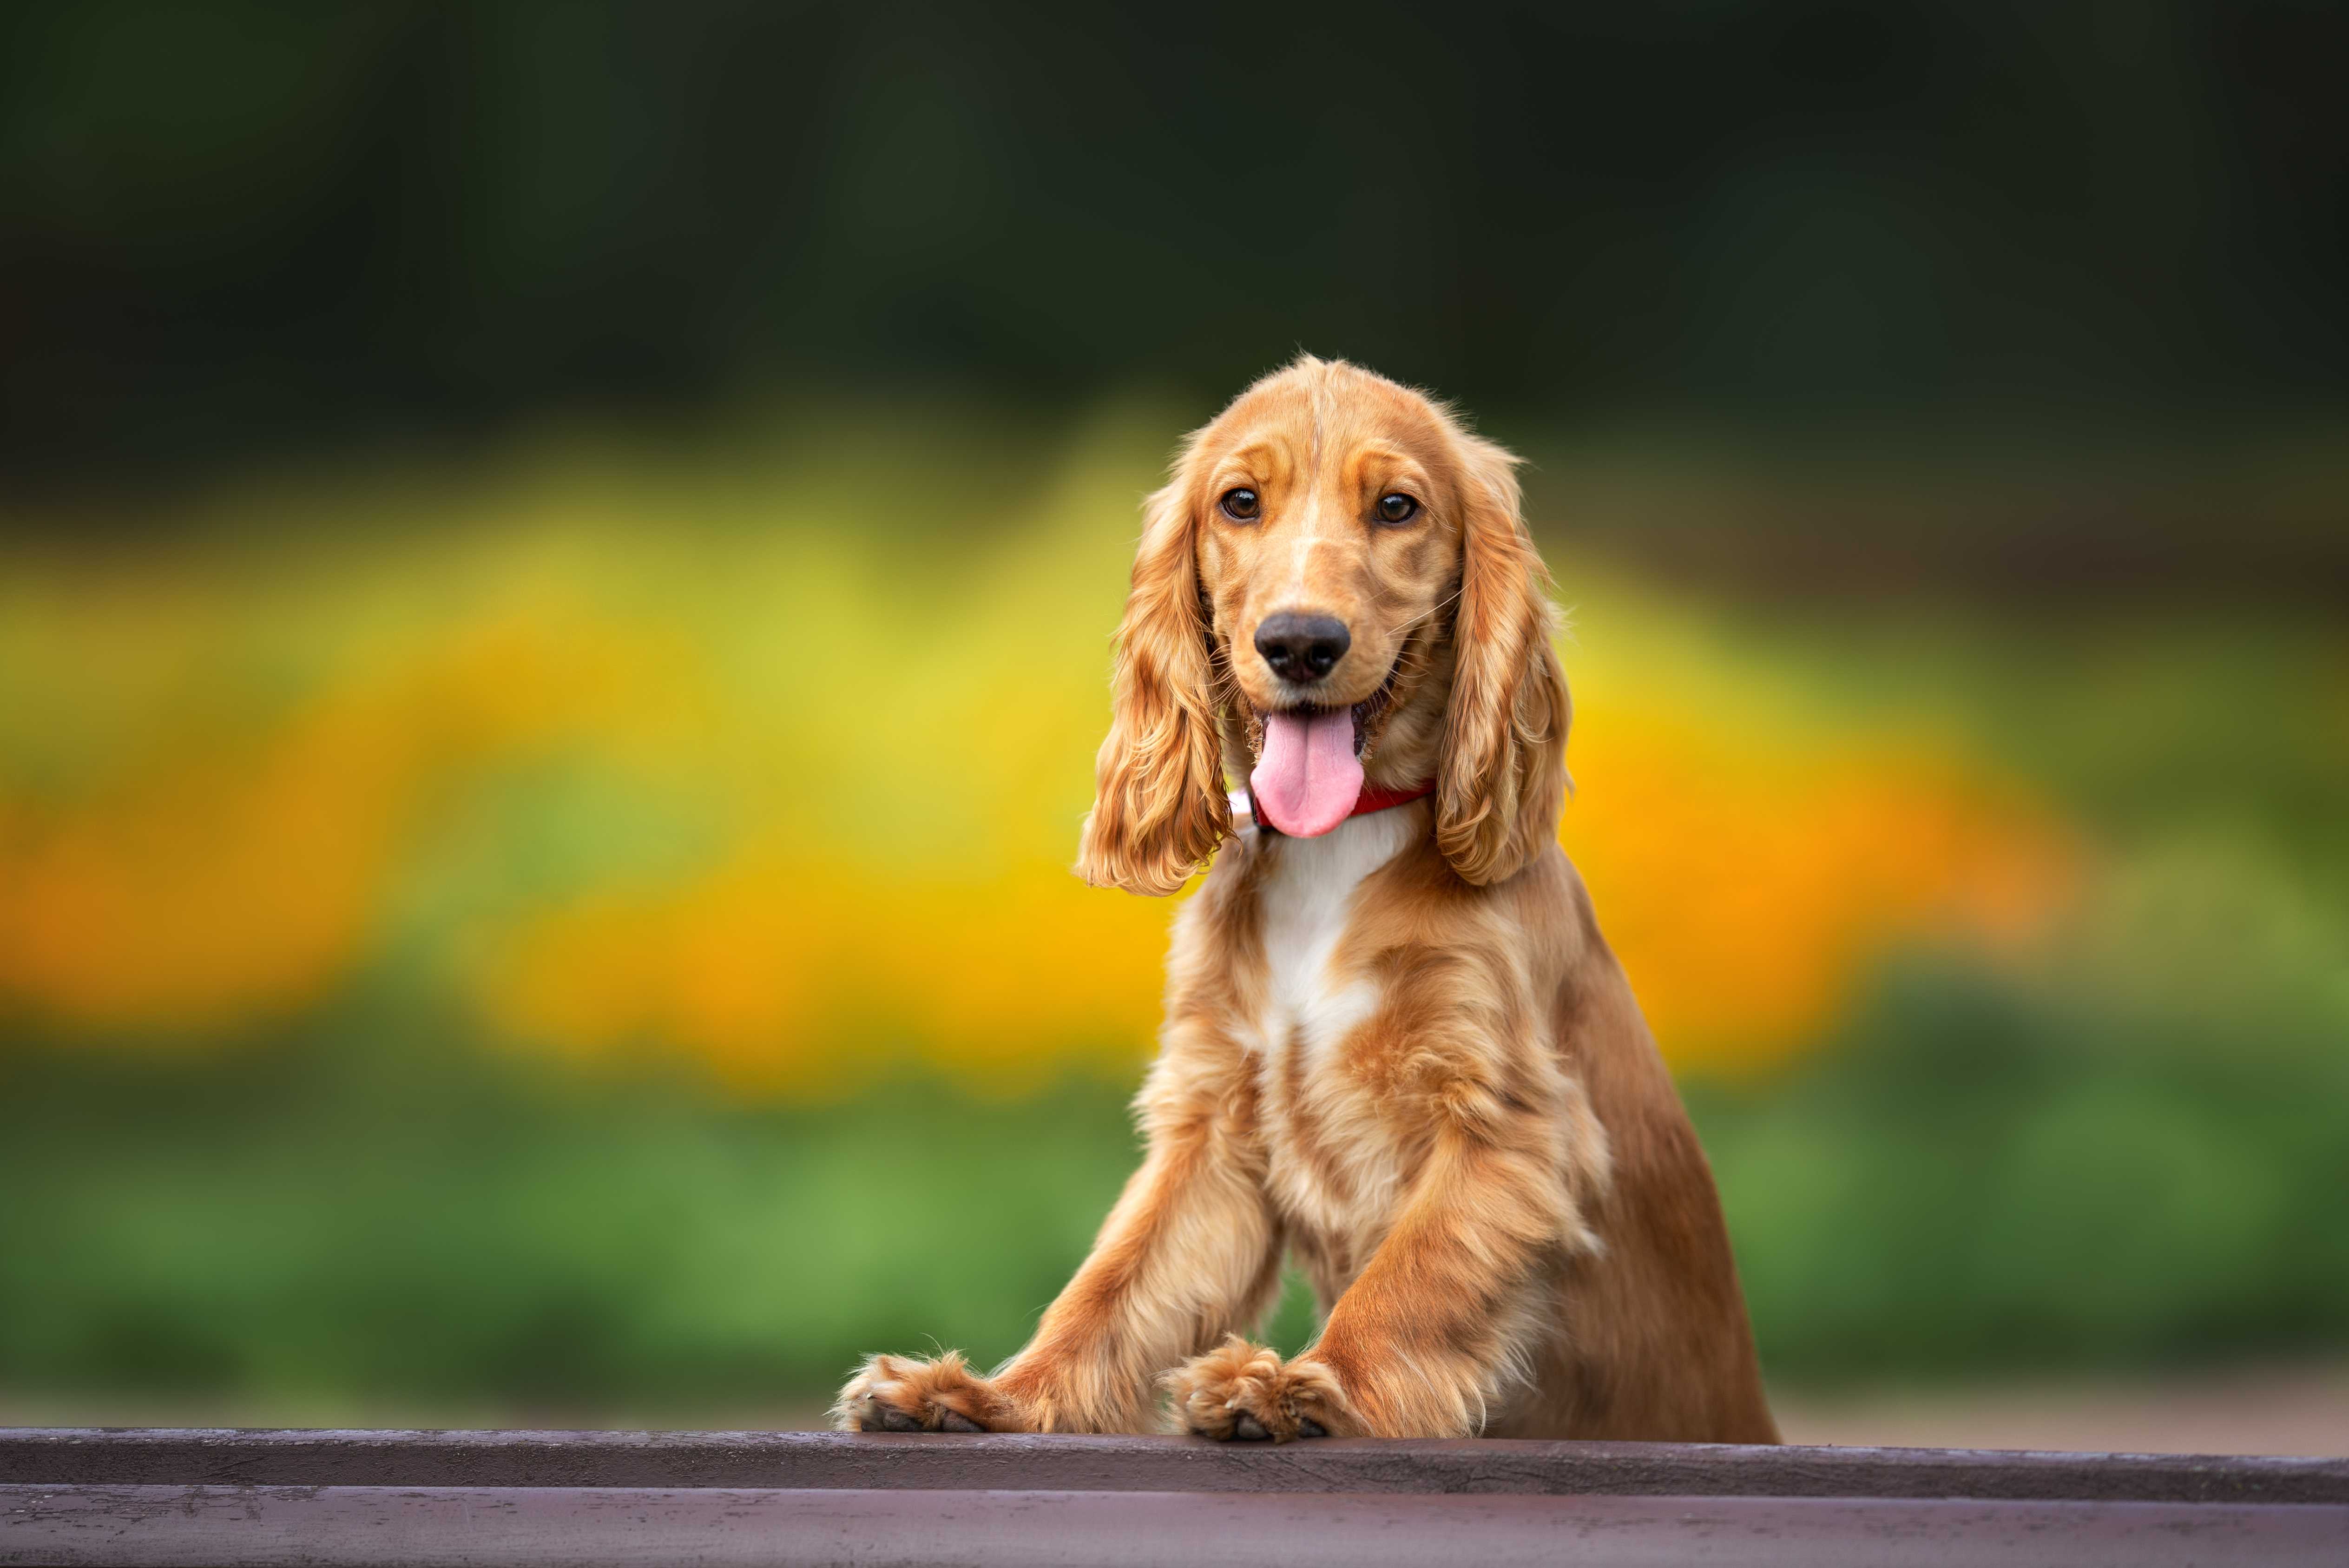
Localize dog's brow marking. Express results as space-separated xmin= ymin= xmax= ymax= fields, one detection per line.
xmin=1289 ymin=489 xmax=1329 ymax=592
xmin=1286 ymin=372 xmax=1347 ymax=603
xmin=1288 ymin=486 xmax=1350 ymax=602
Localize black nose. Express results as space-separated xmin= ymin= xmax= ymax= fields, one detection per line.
xmin=1255 ymin=613 xmax=1351 ymax=684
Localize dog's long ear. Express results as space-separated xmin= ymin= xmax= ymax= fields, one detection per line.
xmin=1074 ymin=461 xmax=1231 ymax=896
xmin=1435 ymin=435 xmax=1571 ymax=886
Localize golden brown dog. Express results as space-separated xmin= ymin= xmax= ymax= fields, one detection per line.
xmin=836 ymin=356 xmax=1777 ymax=1443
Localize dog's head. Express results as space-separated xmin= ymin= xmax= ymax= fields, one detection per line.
xmin=1076 ymin=356 xmax=1569 ymax=896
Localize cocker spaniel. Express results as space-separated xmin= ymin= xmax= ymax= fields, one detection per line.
xmin=837 ymin=356 xmax=1777 ymax=1443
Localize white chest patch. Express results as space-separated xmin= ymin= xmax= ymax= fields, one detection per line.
xmin=1248 ymin=808 xmax=1415 ymax=1063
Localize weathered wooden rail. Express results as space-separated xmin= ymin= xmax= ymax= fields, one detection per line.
xmin=4 ymin=1428 xmax=2344 ymax=1566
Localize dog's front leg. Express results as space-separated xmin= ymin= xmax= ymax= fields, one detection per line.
xmin=1169 ymin=1119 xmax=1573 ymax=1440
xmin=836 ymin=1049 xmax=1280 ymax=1433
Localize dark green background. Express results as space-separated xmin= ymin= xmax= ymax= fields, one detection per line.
xmin=7 ymin=1 xmax=2346 ymax=488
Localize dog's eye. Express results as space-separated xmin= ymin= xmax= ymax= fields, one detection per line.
xmin=1375 ymin=492 xmax=1420 ymax=525
xmin=1219 ymin=488 xmax=1260 ymax=521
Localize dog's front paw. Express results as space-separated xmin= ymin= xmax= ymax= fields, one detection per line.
xmin=1166 ymin=1336 xmax=1351 ymax=1442
xmin=834 ymin=1351 xmax=1022 ymax=1433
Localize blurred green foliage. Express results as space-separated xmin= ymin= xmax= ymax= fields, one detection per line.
xmin=5 ymin=937 xmax=2342 ymax=1409
xmin=0 ymin=1019 xmax=1145 ymax=1411
xmin=1708 ymin=957 xmax=2349 ymax=1381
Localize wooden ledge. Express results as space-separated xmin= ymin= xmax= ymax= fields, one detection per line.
xmin=6 ymin=1430 xmax=2345 ymax=1567
xmin=4 ymin=1428 xmax=2344 ymax=1503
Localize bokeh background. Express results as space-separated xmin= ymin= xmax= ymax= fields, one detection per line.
xmin=3 ymin=1 xmax=2345 ymax=1450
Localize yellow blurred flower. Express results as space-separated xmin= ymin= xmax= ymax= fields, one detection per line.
xmin=0 ymin=420 xmax=2075 ymax=1090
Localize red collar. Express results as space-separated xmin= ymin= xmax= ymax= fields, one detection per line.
xmin=1349 ymin=780 xmax=1436 ymax=817
xmin=1237 ymin=779 xmax=1434 ymax=834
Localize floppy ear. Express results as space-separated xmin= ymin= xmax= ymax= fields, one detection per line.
xmin=1074 ymin=464 xmax=1232 ymax=896
xmin=1435 ymin=436 xmax=1571 ymax=886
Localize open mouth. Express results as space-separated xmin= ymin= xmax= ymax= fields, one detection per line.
xmin=1246 ymin=664 xmax=1400 ymax=839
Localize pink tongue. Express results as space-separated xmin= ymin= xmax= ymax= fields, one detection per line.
xmin=1251 ymin=710 xmax=1362 ymax=837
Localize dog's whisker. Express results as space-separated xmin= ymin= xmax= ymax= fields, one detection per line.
xmin=1390 ymin=585 xmax=1464 ymax=639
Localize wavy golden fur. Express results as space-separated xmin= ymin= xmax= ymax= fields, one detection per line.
xmin=838 ymin=357 xmax=1776 ymax=1443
